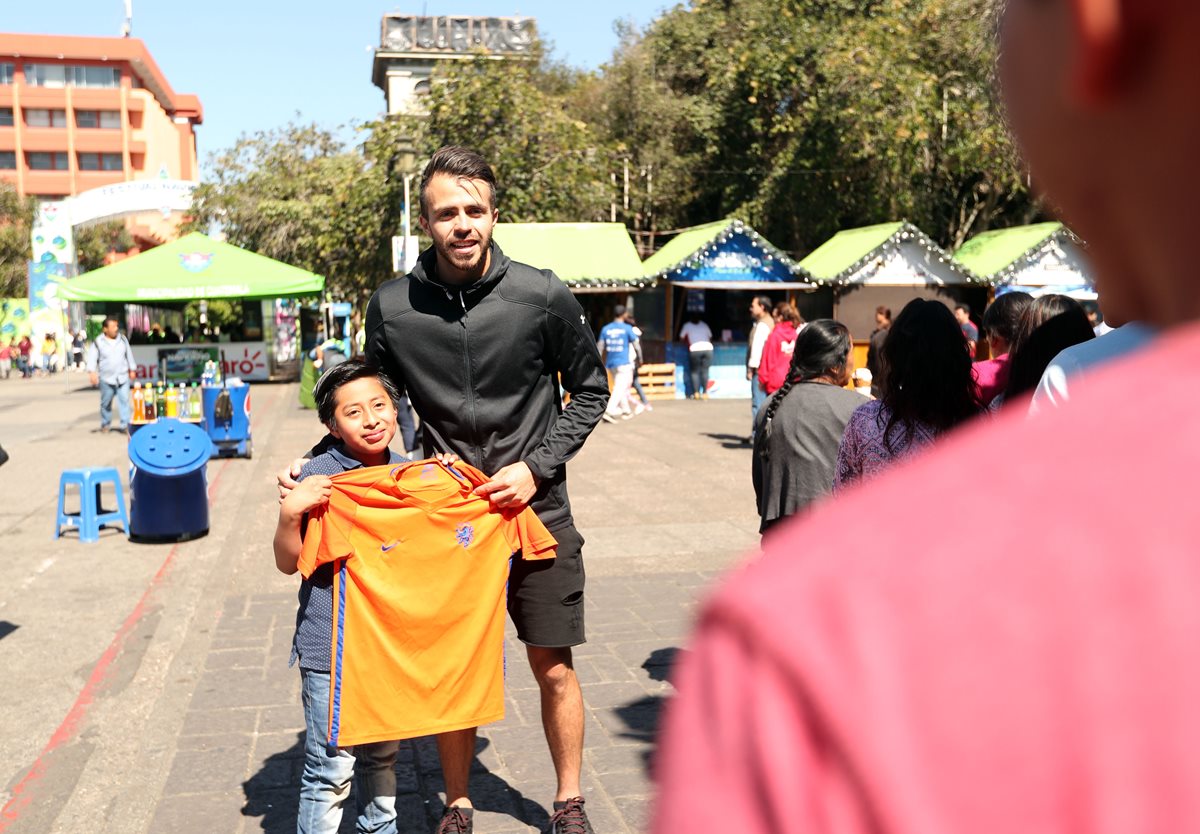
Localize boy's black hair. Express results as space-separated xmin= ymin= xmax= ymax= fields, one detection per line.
xmin=313 ymin=358 xmax=402 ymax=429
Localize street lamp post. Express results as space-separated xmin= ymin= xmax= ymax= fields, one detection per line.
xmin=394 ymin=144 xmax=420 ymax=275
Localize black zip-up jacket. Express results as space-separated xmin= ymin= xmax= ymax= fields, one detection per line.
xmin=364 ymin=242 xmax=610 ymax=532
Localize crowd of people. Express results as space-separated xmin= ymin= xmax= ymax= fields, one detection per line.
xmin=749 ymin=289 xmax=1124 ymax=535
xmin=0 ymin=331 xmax=88 ymax=379
xmin=0 ymin=331 xmax=82 ymax=379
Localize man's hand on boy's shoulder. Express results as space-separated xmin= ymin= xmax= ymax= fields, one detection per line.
xmin=281 ymin=475 xmax=332 ymax=517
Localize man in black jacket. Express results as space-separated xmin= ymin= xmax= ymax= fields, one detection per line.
xmin=282 ymin=147 xmax=608 ymax=834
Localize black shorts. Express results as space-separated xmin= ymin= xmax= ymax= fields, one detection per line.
xmin=507 ymin=524 xmax=586 ymax=647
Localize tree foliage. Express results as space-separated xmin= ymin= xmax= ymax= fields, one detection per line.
xmin=186 ymin=122 xmax=402 ymax=304
xmin=414 ymin=53 xmax=613 ymax=224
xmin=0 ymin=183 xmax=34 ymax=298
xmin=597 ymin=0 xmax=1035 ymax=253
xmin=76 ymin=221 xmax=134 ymax=274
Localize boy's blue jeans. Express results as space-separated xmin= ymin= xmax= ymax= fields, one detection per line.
xmin=299 ymin=668 xmax=399 ymax=834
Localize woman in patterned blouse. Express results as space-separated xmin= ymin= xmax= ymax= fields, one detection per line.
xmin=835 ymin=298 xmax=983 ymax=488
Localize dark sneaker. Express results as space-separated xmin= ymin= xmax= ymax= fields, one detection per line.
xmin=437 ymin=805 xmax=474 ymax=834
xmin=549 ymin=796 xmax=594 ymax=834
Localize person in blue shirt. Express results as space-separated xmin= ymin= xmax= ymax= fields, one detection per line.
xmin=597 ymin=305 xmax=639 ymax=424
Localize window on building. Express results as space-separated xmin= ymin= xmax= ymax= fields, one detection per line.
xmin=75 ymin=110 xmax=122 ymax=129
xmin=0 ymin=108 xmax=13 ymax=127
xmin=78 ymin=152 xmax=122 ymax=171
xmin=0 ymin=151 xmax=16 ymax=170
xmin=0 ymin=64 xmax=13 ymax=85
xmin=27 ymin=152 xmax=69 ymax=171
xmin=24 ymin=63 xmax=120 ymax=88
xmin=24 ymin=64 xmax=66 ymax=88
xmin=70 ymin=66 xmax=121 ymax=88
xmin=26 ymin=108 xmax=68 ymax=128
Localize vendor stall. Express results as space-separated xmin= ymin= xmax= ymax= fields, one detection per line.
xmin=492 ymin=222 xmax=650 ymax=326
xmin=954 ymin=222 xmax=1095 ymax=300
xmin=800 ymin=221 xmax=984 ymax=365
xmin=56 ymin=233 xmax=324 ymax=382
xmin=640 ymin=219 xmax=819 ymax=398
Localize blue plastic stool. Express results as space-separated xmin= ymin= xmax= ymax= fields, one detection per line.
xmin=54 ymin=467 xmax=129 ymax=543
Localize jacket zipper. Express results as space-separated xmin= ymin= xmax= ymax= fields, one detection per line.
xmin=448 ymin=288 xmax=483 ymax=462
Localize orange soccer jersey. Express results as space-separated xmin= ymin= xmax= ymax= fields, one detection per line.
xmin=298 ymin=459 xmax=557 ymax=746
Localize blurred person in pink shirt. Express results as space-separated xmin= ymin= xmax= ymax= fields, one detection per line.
xmin=654 ymin=2 xmax=1200 ymax=832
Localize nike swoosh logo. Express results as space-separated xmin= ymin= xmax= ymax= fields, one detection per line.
xmin=381 ymin=540 xmax=400 ymax=552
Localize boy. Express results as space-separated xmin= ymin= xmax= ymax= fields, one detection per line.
xmin=273 ymin=359 xmax=409 ymax=834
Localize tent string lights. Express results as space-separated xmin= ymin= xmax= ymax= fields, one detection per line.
xmin=825 ymin=222 xmax=985 ymax=288
xmin=649 ymin=219 xmax=816 ymax=285
xmin=989 ymin=230 xmax=1090 ymax=287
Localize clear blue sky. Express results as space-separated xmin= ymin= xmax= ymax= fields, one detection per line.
xmin=5 ymin=1 xmax=665 ymax=170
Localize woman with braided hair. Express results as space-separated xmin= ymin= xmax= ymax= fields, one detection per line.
xmin=752 ymin=320 xmax=866 ymax=536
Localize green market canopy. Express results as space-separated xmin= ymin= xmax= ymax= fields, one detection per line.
xmin=954 ymin=222 xmax=1093 ymax=292
xmin=56 ymin=233 xmax=325 ymax=302
xmin=640 ymin=219 xmax=816 ymax=290
xmin=491 ymin=222 xmax=647 ymax=292
xmin=800 ymin=221 xmax=981 ymax=287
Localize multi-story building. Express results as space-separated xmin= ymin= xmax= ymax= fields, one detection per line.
xmin=372 ymin=14 xmax=536 ymax=116
xmin=0 ymin=33 xmax=202 ymax=244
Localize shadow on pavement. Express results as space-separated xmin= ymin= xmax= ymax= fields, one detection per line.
xmin=240 ymin=731 xmax=549 ymax=833
xmin=241 ymin=731 xmax=305 ymax=833
xmin=701 ymin=432 xmax=751 ymax=450
xmin=642 ymin=647 xmax=681 ymax=683
xmin=611 ymin=646 xmax=685 ymax=776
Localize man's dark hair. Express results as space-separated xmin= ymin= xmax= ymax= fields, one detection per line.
xmin=102 ymin=316 xmax=118 ymax=328
xmin=982 ymin=291 xmax=1034 ymax=345
xmin=613 ymin=304 xmax=627 ymax=319
xmin=875 ymin=306 xmax=892 ymax=321
xmin=954 ymin=302 xmax=971 ymax=315
xmin=313 ymin=358 xmax=402 ymax=429
xmin=418 ymin=145 xmax=498 ymax=218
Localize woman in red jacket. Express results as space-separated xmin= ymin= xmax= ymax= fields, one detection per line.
xmin=757 ymin=302 xmax=805 ymax=394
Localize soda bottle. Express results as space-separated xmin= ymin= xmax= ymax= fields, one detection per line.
xmin=165 ymin=382 xmax=178 ymax=417
xmin=155 ymin=383 xmax=166 ymax=419
xmin=191 ymin=382 xmax=202 ymax=420
xmin=132 ymin=383 xmax=145 ymax=423
xmin=144 ymin=386 xmax=156 ymax=421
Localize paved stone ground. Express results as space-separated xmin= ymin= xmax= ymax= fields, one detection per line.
xmin=0 ymin=374 xmax=761 ymax=833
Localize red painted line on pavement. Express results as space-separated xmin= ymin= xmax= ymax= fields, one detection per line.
xmin=0 ymin=457 xmax=233 ymax=831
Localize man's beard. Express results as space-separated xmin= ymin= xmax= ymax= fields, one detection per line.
xmin=437 ymin=231 xmax=491 ymax=274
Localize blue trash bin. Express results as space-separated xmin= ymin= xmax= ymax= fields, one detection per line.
xmin=128 ymin=418 xmax=213 ymax=544
xmin=202 ymin=382 xmax=253 ymax=458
